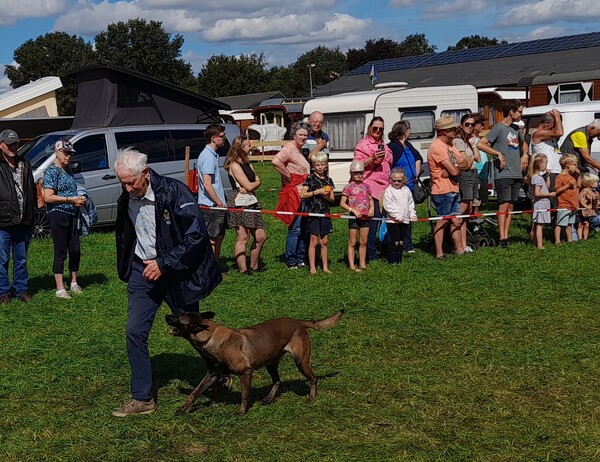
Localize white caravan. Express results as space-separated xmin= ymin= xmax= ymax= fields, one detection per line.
xmin=522 ymin=101 xmax=600 ymax=163
xmin=303 ymin=83 xmax=478 ymax=191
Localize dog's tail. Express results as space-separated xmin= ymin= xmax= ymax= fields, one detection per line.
xmin=304 ymin=309 xmax=344 ymax=331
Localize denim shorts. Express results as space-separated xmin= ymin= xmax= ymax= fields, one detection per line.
xmin=556 ymin=210 xmax=576 ymax=226
xmin=431 ymin=192 xmax=461 ymax=216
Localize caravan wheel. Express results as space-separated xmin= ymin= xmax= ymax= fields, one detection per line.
xmin=32 ymin=209 xmax=51 ymax=239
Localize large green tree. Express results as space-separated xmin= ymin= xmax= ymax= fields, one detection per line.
xmin=197 ymin=53 xmax=270 ymax=98
xmin=346 ymin=35 xmax=436 ymax=71
xmin=274 ymin=46 xmax=348 ymax=97
xmin=94 ymin=18 xmax=196 ymax=91
xmin=4 ymin=32 xmax=97 ymax=115
xmin=447 ymin=35 xmax=508 ymax=51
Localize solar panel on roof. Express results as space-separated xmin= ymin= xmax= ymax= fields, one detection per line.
xmin=350 ymin=32 xmax=600 ymax=75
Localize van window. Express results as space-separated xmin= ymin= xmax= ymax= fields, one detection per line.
xmin=72 ymin=134 xmax=109 ymax=172
xmin=323 ymin=113 xmax=365 ymax=151
xmin=171 ymin=130 xmax=207 ymax=161
xmin=401 ymin=111 xmax=435 ymax=140
xmin=20 ymin=134 xmax=65 ymax=169
xmin=115 ymin=131 xmax=171 ymax=163
xmin=441 ymin=109 xmax=473 ymax=124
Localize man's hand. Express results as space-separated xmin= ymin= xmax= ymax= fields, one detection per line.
xmin=498 ymin=154 xmax=507 ymax=170
xmin=142 ymin=259 xmax=162 ymax=281
xmin=316 ymin=138 xmax=328 ymax=150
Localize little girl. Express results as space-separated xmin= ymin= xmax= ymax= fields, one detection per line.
xmin=382 ymin=168 xmax=418 ymax=264
xmin=578 ymin=172 xmax=600 ymax=240
xmin=527 ymin=154 xmax=556 ymax=249
xmin=300 ymin=152 xmax=335 ymax=274
xmin=340 ymin=160 xmax=374 ymax=272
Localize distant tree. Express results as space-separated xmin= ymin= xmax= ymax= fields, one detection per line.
xmin=347 ymin=38 xmax=402 ymax=70
xmin=94 ymin=19 xmax=196 ymax=91
xmin=398 ymin=33 xmax=437 ymax=56
xmin=346 ymin=35 xmax=436 ymax=70
xmin=447 ymin=35 xmax=508 ymax=51
xmin=4 ymin=32 xmax=97 ymax=115
xmin=279 ymin=46 xmax=348 ymax=97
xmin=197 ymin=53 xmax=270 ymax=98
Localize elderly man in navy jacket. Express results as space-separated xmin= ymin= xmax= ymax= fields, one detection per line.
xmin=112 ymin=147 xmax=221 ymax=417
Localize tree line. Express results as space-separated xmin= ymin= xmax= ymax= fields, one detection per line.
xmin=3 ymin=18 xmax=507 ymax=115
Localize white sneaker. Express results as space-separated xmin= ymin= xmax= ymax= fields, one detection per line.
xmin=464 ymin=245 xmax=475 ymax=253
xmin=56 ymin=289 xmax=71 ymax=299
xmin=70 ymin=283 xmax=83 ymax=294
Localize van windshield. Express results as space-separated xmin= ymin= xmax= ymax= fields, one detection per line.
xmin=18 ymin=134 xmax=67 ymax=169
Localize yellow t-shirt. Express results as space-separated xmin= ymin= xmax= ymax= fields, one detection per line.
xmin=570 ymin=131 xmax=588 ymax=149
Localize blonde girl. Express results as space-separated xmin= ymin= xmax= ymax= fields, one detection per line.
xmin=578 ymin=172 xmax=600 ymax=240
xmin=527 ymin=154 xmax=555 ymax=249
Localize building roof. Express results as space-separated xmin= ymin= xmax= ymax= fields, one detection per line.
xmin=217 ymin=91 xmax=285 ymax=109
xmin=313 ymin=32 xmax=600 ymax=97
xmin=0 ymin=76 xmax=62 ymax=112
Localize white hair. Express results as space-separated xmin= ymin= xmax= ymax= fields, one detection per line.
xmin=114 ymin=147 xmax=148 ymax=176
xmin=589 ymin=119 xmax=600 ymax=130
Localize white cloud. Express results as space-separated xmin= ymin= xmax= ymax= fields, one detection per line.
xmin=203 ymin=13 xmax=369 ymax=46
xmin=388 ymin=0 xmax=420 ymax=6
xmin=498 ymin=0 xmax=600 ymax=27
xmin=514 ymin=25 xmax=569 ymax=41
xmin=0 ymin=0 xmax=67 ymax=26
xmin=424 ymin=0 xmax=487 ymax=19
xmin=0 ymin=65 xmax=12 ymax=94
xmin=53 ymin=0 xmax=202 ymax=36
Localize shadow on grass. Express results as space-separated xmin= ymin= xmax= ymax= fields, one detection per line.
xmin=27 ymin=272 xmax=109 ymax=293
xmin=152 ymin=352 xmax=339 ymax=412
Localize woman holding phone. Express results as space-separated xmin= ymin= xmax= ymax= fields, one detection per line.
xmin=353 ymin=116 xmax=393 ymax=262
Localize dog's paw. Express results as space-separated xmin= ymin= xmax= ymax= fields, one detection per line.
xmin=175 ymin=406 xmax=189 ymax=416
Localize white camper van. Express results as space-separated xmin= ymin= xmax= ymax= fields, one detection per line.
xmin=302 ymin=83 xmax=478 ymax=191
xmin=522 ymin=101 xmax=600 ymax=163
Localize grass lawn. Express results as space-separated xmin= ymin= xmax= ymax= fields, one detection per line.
xmin=1 ymin=163 xmax=600 ymax=461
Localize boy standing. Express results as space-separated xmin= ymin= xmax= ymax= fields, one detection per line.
xmin=554 ymin=154 xmax=581 ymax=244
xmin=198 ymin=124 xmax=228 ymax=260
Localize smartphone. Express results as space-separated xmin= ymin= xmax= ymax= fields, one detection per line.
xmin=378 ymin=144 xmax=384 ymax=151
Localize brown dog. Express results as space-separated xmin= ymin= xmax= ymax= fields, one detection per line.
xmin=166 ymin=309 xmax=344 ymax=414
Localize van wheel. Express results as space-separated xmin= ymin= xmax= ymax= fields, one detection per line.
xmin=32 ymin=209 xmax=51 ymax=239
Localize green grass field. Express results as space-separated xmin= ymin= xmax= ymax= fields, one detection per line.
xmin=1 ymin=163 xmax=600 ymax=461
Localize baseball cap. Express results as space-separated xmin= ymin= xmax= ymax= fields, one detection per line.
xmin=0 ymin=129 xmax=20 ymax=145
xmin=55 ymin=139 xmax=76 ymax=153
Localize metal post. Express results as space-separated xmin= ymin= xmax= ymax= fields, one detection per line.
xmin=307 ymin=63 xmax=315 ymax=98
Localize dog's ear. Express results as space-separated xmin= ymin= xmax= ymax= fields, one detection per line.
xmin=165 ymin=314 xmax=178 ymax=327
xmin=200 ymin=311 xmax=215 ymax=320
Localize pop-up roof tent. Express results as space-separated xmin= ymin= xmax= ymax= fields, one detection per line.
xmin=66 ymin=64 xmax=230 ymax=128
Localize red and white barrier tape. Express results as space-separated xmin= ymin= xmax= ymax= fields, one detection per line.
xmin=199 ymin=205 xmax=588 ymax=223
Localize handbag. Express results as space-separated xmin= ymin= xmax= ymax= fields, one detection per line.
xmin=36 ymin=179 xmax=46 ymax=209
xmin=234 ymin=192 xmax=258 ymax=207
xmin=412 ymin=177 xmax=429 ymax=204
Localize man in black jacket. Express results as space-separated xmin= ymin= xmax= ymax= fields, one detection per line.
xmin=0 ymin=129 xmax=36 ymax=303
xmin=112 ymin=147 xmax=222 ymax=417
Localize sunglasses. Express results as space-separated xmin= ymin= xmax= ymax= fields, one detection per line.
xmin=463 ymin=122 xmax=475 ymax=127
xmin=371 ymin=126 xmax=384 ymax=133
xmin=391 ymin=179 xmax=404 ymax=183
xmin=351 ymin=171 xmax=364 ymax=175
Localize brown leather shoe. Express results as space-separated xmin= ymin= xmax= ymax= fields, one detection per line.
xmin=17 ymin=291 xmax=33 ymax=302
xmin=0 ymin=293 xmax=11 ymax=304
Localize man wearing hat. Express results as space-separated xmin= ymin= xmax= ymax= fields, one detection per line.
xmin=0 ymin=129 xmax=36 ymax=303
xmin=427 ymin=116 xmax=469 ymax=259
xmin=477 ymin=99 xmax=528 ymax=248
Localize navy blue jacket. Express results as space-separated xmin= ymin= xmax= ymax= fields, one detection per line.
xmin=116 ymin=169 xmax=222 ymax=306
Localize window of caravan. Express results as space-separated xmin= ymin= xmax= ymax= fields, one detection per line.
xmin=322 ymin=113 xmax=365 ymax=151
xmin=115 ymin=131 xmax=170 ymax=163
xmin=400 ymin=111 xmax=434 ymax=139
xmin=441 ymin=109 xmax=473 ymax=124
xmin=72 ymin=134 xmax=109 ymax=172
xmin=171 ymin=130 xmax=206 ymax=161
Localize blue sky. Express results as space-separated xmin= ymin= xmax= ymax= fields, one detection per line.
xmin=1 ymin=0 xmax=598 ymax=93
